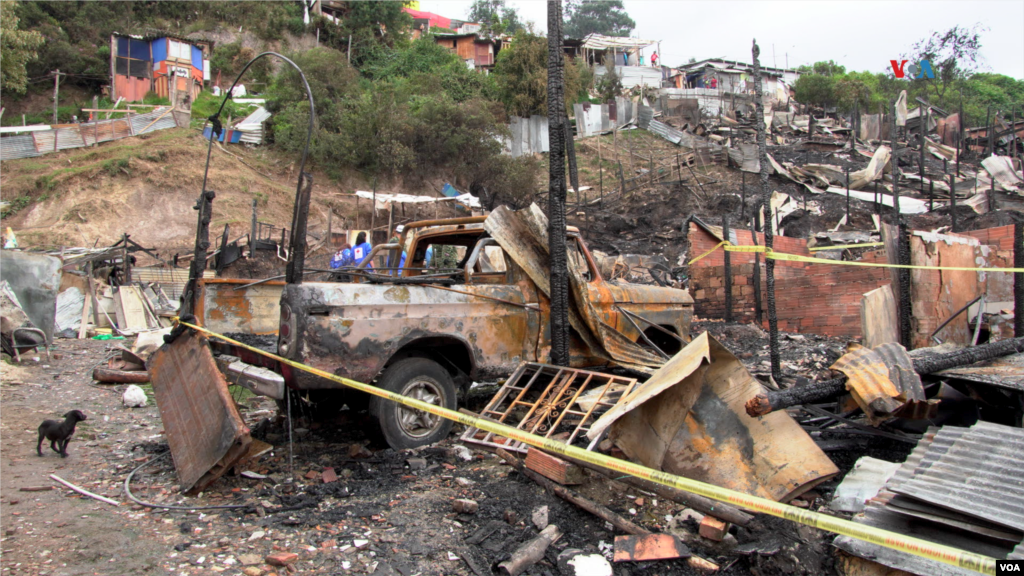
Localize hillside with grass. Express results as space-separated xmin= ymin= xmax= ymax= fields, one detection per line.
xmin=1 ymin=1 xmax=579 ymax=252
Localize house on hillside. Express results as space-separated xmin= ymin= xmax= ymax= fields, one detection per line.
xmin=676 ymin=58 xmax=799 ymax=95
xmin=585 ymin=34 xmax=663 ymax=90
xmin=404 ymin=7 xmax=482 ymax=37
xmin=109 ymin=32 xmax=212 ymax=107
xmin=433 ymin=33 xmax=503 ymax=70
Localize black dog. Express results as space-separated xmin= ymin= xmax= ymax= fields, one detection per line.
xmin=37 ymin=410 xmax=87 ymax=458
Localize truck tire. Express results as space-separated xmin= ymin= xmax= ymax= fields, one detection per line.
xmin=370 ymin=358 xmax=457 ymax=450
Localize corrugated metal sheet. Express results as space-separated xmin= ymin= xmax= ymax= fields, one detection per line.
xmin=829 ymin=342 xmax=925 ymax=424
xmin=891 ymin=421 xmax=1024 ymax=532
xmin=1 ymin=107 xmax=175 ymax=162
xmin=134 ymin=267 xmax=214 ymax=302
xmin=638 ymin=105 xmax=654 ymax=129
xmin=935 ymin=353 xmax=1024 ymax=391
xmin=132 ymin=107 xmax=176 ymax=135
xmin=0 ymin=134 xmax=43 ymax=160
xmin=33 ymin=125 xmax=86 ymax=152
xmin=648 ymin=119 xmax=685 ymax=145
xmin=506 ymin=115 xmax=549 ymax=157
xmin=835 ymin=423 xmax=1024 ymax=574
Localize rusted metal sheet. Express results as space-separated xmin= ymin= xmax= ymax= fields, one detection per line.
xmin=595 ymin=331 xmax=839 ymax=502
xmin=198 ymin=279 xmax=283 ymax=336
xmin=461 ymin=362 xmax=638 ymax=454
xmin=148 ymin=330 xmax=251 ymax=493
xmin=831 ymin=342 xmax=927 ymax=425
xmin=934 ymin=352 xmax=1024 ymax=391
xmin=484 ymin=204 xmax=672 ymax=371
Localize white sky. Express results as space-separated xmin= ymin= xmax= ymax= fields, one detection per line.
xmin=417 ymin=0 xmax=1024 ymax=78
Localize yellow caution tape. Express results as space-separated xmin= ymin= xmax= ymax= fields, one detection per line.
xmin=808 ymin=242 xmax=886 ymax=252
xmin=688 ymin=240 xmax=729 ymax=265
xmin=692 ymin=242 xmax=1024 ymax=273
xmin=177 ymin=319 xmax=997 ymax=575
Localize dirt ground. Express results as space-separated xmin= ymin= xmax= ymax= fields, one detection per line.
xmin=1 ymin=330 xmax=903 ymax=576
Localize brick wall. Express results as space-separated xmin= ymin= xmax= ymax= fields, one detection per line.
xmin=688 ymin=222 xmax=890 ymax=338
xmin=688 ymin=222 xmax=1018 ymax=343
xmin=962 ymin=224 xmax=1017 ymax=252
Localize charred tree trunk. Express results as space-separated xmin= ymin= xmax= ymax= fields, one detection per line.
xmin=547 ymin=0 xmax=570 ymax=366
xmin=751 ymin=40 xmax=781 ymax=382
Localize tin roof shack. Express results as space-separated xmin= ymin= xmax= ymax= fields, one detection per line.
xmin=587 ymin=34 xmax=662 ymax=90
xmin=434 ymin=32 xmax=501 ymax=69
xmin=678 ymin=58 xmax=798 ymax=96
xmin=110 ymin=33 xmax=211 ymax=108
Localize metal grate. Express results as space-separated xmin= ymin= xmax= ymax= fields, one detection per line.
xmin=461 ymin=362 xmax=637 ymax=454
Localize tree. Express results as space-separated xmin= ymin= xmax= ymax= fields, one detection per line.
xmin=467 ymin=0 xmax=522 ymax=36
xmin=905 ymin=24 xmax=986 ymax=101
xmin=833 ymin=77 xmax=871 ymax=113
xmin=492 ymin=31 xmax=589 ymax=117
xmin=0 ymin=1 xmax=44 ymax=95
xmin=796 ymin=60 xmax=846 ymax=77
xmin=793 ymin=74 xmax=835 ymax=108
xmin=563 ymin=0 xmax=634 ymax=38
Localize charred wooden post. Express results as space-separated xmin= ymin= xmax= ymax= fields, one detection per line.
xmin=740 ymin=170 xmax=746 ymax=220
xmin=565 ymin=112 xmax=579 ymax=199
xmin=546 ymin=0 xmax=570 ymax=366
xmin=751 ymin=214 xmax=763 ymax=325
xmin=180 ymin=189 xmax=215 ymax=319
xmin=250 ymin=199 xmax=258 ymax=257
xmin=723 ymin=214 xmax=733 ymax=322
xmin=618 ymin=160 xmax=627 ymax=196
xmin=984 ymin=107 xmax=991 ymax=158
xmin=745 ymin=337 xmax=1024 ymax=416
xmin=957 ymin=97 xmax=964 ymax=178
xmin=949 ymin=172 xmax=958 ymax=233
xmin=1016 ymin=215 xmax=1023 ymax=337
xmin=919 ymin=106 xmax=927 ymax=196
xmin=891 ymin=100 xmax=913 ymax=350
xmin=990 ymin=175 xmax=996 ymax=212
xmin=929 ymin=181 xmax=934 ymax=212
xmin=285 ymin=172 xmax=313 ymax=284
xmin=845 ymin=167 xmax=851 ymax=223
xmin=752 ymin=39 xmax=781 ymax=382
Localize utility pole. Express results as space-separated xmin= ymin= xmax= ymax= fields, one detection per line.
xmin=546 ymin=0 xmax=570 ymax=366
xmin=52 ymin=69 xmax=61 ymax=124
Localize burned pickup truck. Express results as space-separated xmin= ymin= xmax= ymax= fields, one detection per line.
xmin=164 ymin=203 xmax=691 ymax=462
xmin=275 ymin=207 xmax=693 ymax=449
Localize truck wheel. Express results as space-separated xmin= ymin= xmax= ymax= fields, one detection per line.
xmin=370 ymin=358 xmax=456 ymax=450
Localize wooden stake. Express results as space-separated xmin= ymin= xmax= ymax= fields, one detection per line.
xmin=52 ymin=69 xmax=60 ymax=124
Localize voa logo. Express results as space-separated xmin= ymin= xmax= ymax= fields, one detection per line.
xmin=998 ymin=559 xmax=1024 ymax=574
xmin=890 ymin=59 xmax=935 ymax=79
